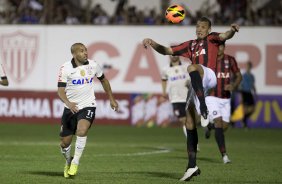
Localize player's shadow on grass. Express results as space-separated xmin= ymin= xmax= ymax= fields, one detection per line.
xmin=198 ymin=156 xmax=219 ymax=163
xmin=25 ymin=171 xmax=62 ymax=177
xmin=133 ymin=171 xmax=180 ymax=180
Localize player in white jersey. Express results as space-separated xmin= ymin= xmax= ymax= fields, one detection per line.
xmin=161 ymin=56 xmax=200 ymax=150
xmin=57 ymin=43 xmax=118 ymax=178
xmin=161 ymin=56 xmax=190 ymax=135
xmin=0 ymin=63 xmax=9 ymax=86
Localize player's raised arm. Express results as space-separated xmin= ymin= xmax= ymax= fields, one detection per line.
xmin=219 ymin=23 xmax=240 ymax=41
xmin=143 ymin=38 xmax=173 ymax=55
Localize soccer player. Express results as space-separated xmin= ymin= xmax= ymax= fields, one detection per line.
xmin=239 ymin=61 xmax=256 ymax=129
xmin=161 ymin=56 xmax=190 ymax=137
xmin=0 ymin=63 xmax=9 ymax=86
xmin=143 ymin=17 xmax=239 ymax=181
xmin=205 ymin=42 xmax=242 ymax=164
xmin=57 ymin=43 xmax=119 ymax=178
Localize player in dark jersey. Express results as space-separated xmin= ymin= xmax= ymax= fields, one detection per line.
xmin=143 ymin=17 xmax=239 ymax=181
xmin=205 ymin=42 xmax=242 ymax=164
xmin=239 ymin=61 xmax=256 ymax=129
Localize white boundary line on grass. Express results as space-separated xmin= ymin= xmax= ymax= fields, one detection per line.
xmin=0 ymin=141 xmax=172 ymax=157
xmin=92 ymin=147 xmax=171 ymax=157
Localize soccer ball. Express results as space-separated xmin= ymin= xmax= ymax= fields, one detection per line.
xmin=165 ymin=4 xmax=185 ymax=24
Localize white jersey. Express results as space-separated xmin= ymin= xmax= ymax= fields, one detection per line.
xmin=161 ymin=62 xmax=190 ymax=103
xmin=0 ymin=63 xmax=7 ymax=78
xmin=58 ymin=59 xmax=103 ymax=110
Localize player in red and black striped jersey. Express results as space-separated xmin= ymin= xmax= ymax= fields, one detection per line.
xmin=210 ymin=49 xmax=241 ymax=99
xmin=205 ymin=42 xmax=242 ymax=164
xmin=143 ymin=17 xmax=239 ymax=181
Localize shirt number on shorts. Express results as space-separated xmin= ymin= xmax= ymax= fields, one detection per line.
xmin=86 ymin=110 xmax=94 ymax=118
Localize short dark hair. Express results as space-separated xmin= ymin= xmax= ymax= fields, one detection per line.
xmin=71 ymin=43 xmax=84 ymax=54
xmin=198 ymin=17 xmax=211 ymax=28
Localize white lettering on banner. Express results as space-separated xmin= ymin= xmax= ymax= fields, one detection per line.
xmin=95 ymin=99 xmax=129 ymax=119
xmin=0 ymin=98 xmax=9 ymax=115
xmin=0 ymin=97 xmax=52 ymax=118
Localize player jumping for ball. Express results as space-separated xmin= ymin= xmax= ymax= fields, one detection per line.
xmin=143 ymin=17 xmax=239 ymax=181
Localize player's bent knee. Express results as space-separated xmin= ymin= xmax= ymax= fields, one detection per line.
xmin=60 ymin=135 xmax=72 ymax=148
xmin=76 ymin=129 xmax=88 ymax=137
xmin=187 ymin=64 xmax=198 ymax=73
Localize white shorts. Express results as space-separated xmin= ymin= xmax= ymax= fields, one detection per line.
xmin=202 ymin=65 xmax=217 ymax=95
xmin=188 ymin=65 xmax=217 ymax=114
xmin=206 ymin=96 xmax=231 ymax=123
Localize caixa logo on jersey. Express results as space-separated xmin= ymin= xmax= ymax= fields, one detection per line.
xmin=0 ymin=31 xmax=38 ymax=83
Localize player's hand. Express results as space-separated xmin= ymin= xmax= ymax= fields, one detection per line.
xmin=143 ymin=38 xmax=153 ymax=49
xmin=231 ymin=24 xmax=239 ymax=32
xmin=66 ymin=101 xmax=79 ymax=114
xmin=110 ymin=100 xmax=119 ymax=112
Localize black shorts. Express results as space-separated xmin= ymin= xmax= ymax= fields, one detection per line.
xmin=60 ymin=107 xmax=96 ymax=137
xmin=172 ymin=102 xmax=186 ymax=118
xmin=241 ymin=91 xmax=255 ymax=106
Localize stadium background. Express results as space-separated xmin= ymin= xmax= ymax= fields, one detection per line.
xmin=0 ymin=0 xmax=281 ymax=128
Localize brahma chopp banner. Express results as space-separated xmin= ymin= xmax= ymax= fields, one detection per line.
xmin=0 ymin=91 xmax=175 ymax=126
xmin=0 ymin=26 xmax=281 ymax=127
xmin=0 ymin=91 xmax=131 ymax=124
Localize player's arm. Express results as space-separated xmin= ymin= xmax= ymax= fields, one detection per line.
xmin=252 ymin=75 xmax=257 ymax=97
xmin=225 ymin=72 xmax=242 ymax=92
xmin=143 ymin=38 xmax=173 ymax=55
xmin=219 ymin=24 xmax=240 ymax=41
xmin=161 ymin=79 xmax=168 ymax=98
xmin=57 ymin=86 xmax=79 ymax=113
xmin=57 ymin=65 xmax=78 ymax=113
xmin=98 ymin=74 xmax=119 ymax=111
xmin=225 ymin=57 xmax=242 ymax=91
xmin=233 ymin=71 xmax=242 ymax=90
xmin=0 ymin=77 xmax=9 ymax=86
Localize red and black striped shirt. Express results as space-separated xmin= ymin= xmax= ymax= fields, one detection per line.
xmin=210 ymin=54 xmax=240 ymax=98
xmin=171 ymin=32 xmax=222 ymax=71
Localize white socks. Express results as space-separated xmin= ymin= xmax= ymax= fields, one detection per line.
xmin=61 ymin=144 xmax=72 ymax=164
xmin=72 ymin=136 xmax=87 ymax=165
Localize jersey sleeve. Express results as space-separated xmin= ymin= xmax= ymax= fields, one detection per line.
xmin=161 ymin=68 xmax=168 ymax=81
xmin=95 ymin=63 xmax=104 ymax=78
xmin=171 ymin=41 xmax=191 ymax=58
xmin=208 ymin=32 xmax=222 ymax=44
xmin=229 ymin=56 xmax=240 ymax=73
xmin=57 ymin=65 xmax=68 ymax=87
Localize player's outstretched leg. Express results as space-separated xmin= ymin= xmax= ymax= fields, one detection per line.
xmin=180 ymin=128 xmax=200 ymax=181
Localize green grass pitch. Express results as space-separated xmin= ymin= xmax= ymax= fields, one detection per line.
xmin=0 ymin=123 xmax=281 ymax=184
